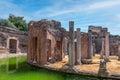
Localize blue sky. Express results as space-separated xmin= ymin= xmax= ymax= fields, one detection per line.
xmin=0 ymin=0 xmax=120 ymax=35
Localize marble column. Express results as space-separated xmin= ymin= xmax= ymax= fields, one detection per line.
xmin=88 ymin=31 xmax=93 ymax=59
xmin=76 ymin=28 xmax=81 ymax=65
xmin=118 ymin=44 xmax=120 ymax=61
xmin=100 ymin=38 xmax=105 ymax=59
xmin=69 ymin=21 xmax=75 ymax=67
xmin=105 ymin=32 xmax=110 ymax=61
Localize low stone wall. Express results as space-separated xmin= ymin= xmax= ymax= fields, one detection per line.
xmin=28 ymin=62 xmax=120 ymax=79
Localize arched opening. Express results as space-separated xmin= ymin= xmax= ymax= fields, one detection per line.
xmin=9 ymin=39 xmax=17 ymax=53
xmin=46 ymin=39 xmax=51 ymax=62
xmin=56 ymin=41 xmax=62 ymax=61
xmin=32 ymin=37 xmax=38 ymax=62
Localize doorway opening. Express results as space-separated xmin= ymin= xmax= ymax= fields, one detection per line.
xmin=47 ymin=39 xmax=51 ymax=62
xmin=9 ymin=39 xmax=17 ymax=53
xmin=33 ymin=37 xmax=38 ymax=62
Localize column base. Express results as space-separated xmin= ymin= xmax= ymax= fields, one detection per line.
xmin=104 ymin=58 xmax=111 ymax=62
xmin=118 ymin=57 xmax=120 ymax=61
xmin=76 ymin=62 xmax=82 ymax=65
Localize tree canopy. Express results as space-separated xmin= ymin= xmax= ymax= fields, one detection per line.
xmin=0 ymin=14 xmax=28 ymax=31
xmin=0 ymin=19 xmax=16 ymax=28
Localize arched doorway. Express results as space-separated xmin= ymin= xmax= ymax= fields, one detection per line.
xmin=9 ymin=39 xmax=17 ymax=53
xmin=7 ymin=37 xmax=19 ymax=54
xmin=32 ymin=37 xmax=38 ymax=62
xmin=46 ymin=39 xmax=51 ymax=62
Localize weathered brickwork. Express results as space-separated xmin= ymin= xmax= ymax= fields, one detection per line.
xmin=27 ymin=19 xmax=120 ymax=66
xmin=0 ymin=26 xmax=28 ymax=53
xmin=27 ymin=19 xmax=67 ymax=65
xmin=89 ymin=25 xmax=120 ymax=56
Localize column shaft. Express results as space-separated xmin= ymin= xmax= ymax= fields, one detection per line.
xmin=69 ymin=21 xmax=75 ymax=66
xmin=88 ymin=32 xmax=93 ymax=59
xmin=105 ymin=32 xmax=110 ymax=61
xmin=76 ymin=28 xmax=81 ymax=65
xmin=100 ymin=38 xmax=105 ymax=59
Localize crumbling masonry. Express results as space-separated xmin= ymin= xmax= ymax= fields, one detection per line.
xmin=27 ymin=19 xmax=120 ymax=66
xmin=0 ymin=26 xmax=27 ymax=53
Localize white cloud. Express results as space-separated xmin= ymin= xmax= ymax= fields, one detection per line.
xmin=34 ymin=0 xmax=120 ymax=18
xmin=0 ymin=0 xmax=31 ymax=21
xmin=86 ymin=1 xmax=120 ymax=10
xmin=0 ymin=0 xmax=119 ymax=35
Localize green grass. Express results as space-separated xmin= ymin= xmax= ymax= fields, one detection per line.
xmin=0 ymin=56 xmax=111 ymax=80
xmin=0 ymin=56 xmax=64 ymax=80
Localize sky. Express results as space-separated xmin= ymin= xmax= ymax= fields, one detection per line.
xmin=0 ymin=0 xmax=120 ymax=35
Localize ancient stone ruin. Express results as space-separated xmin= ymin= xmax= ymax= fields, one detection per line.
xmin=0 ymin=19 xmax=119 ymax=78
xmin=27 ymin=19 xmax=67 ymax=64
xmin=27 ymin=19 xmax=120 ymax=67
xmin=0 ymin=26 xmax=28 ymax=53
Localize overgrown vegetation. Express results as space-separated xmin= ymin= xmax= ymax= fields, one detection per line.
xmin=0 ymin=14 xmax=28 ymax=31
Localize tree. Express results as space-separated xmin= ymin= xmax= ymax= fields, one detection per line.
xmin=0 ymin=19 xmax=16 ymax=28
xmin=8 ymin=14 xmax=28 ymax=31
xmin=0 ymin=14 xmax=28 ymax=31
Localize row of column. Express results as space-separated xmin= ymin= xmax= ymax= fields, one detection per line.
xmin=88 ymin=31 xmax=110 ymax=61
xmin=69 ymin=21 xmax=81 ymax=67
xmin=68 ymin=21 xmax=111 ymax=67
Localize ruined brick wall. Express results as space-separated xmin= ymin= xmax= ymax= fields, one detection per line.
xmin=88 ymin=25 xmax=120 ymax=55
xmin=0 ymin=26 xmax=28 ymax=53
xmin=28 ymin=22 xmax=47 ymax=64
xmin=28 ymin=19 xmax=67 ymax=65
xmin=109 ymin=35 xmax=120 ymax=55
xmin=88 ymin=26 xmax=107 ymax=54
xmin=81 ymin=32 xmax=89 ymax=59
xmin=46 ymin=31 xmax=62 ymax=62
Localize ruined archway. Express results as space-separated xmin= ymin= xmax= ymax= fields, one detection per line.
xmin=7 ymin=37 xmax=19 ymax=53
xmin=56 ymin=41 xmax=62 ymax=61
xmin=9 ymin=39 xmax=17 ymax=53
xmin=32 ymin=37 xmax=38 ymax=62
